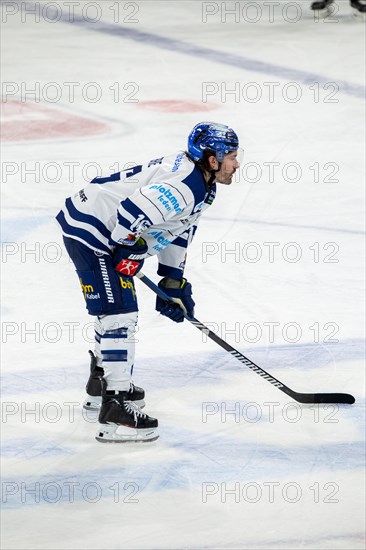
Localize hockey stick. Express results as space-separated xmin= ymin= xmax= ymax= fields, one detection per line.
xmin=136 ymin=272 xmax=355 ymax=405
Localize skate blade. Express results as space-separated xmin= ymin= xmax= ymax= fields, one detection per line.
xmin=96 ymin=435 xmax=159 ymax=443
xmin=96 ymin=424 xmax=158 ymax=443
xmin=83 ymin=395 xmax=102 ymax=410
xmin=83 ymin=403 xmax=100 ymax=411
xmin=83 ymin=398 xmax=146 ymax=411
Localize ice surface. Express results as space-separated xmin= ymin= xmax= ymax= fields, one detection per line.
xmin=1 ymin=1 xmax=365 ymax=549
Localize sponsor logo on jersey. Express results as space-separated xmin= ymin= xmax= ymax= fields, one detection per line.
xmin=80 ymin=280 xmax=93 ymax=298
xmin=172 ymin=152 xmax=184 ymax=172
xmin=148 ymin=157 xmax=163 ymax=167
xmin=147 ymin=230 xmax=172 ymax=248
xmin=98 ymin=258 xmax=115 ymax=303
xmin=79 ymin=189 xmax=88 ymax=202
xmin=119 ymin=276 xmax=135 ymax=297
xmin=79 ymin=279 xmax=100 ymax=301
xmin=149 ymin=184 xmax=183 ymax=213
xmin=116 ymin=259 xmax=140 ymax=277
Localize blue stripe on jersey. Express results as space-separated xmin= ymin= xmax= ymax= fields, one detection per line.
xmin=117 ymin=211 xmax=135 ymax=232
xmin=102 ymin=328 xmax=128 ymax=339
xmin=91 ymin=172 xmax=121 ymax=184
xmin=120 ymin=198 xmax=153 ymax=225
xmin=65 ymin=198 xmax=111 ymax=240
xmin=182 ymin=166 xmax=207 ymax=207
xmin=95 ymin=331 xmax=101 ymax=343
xmin=157 ymin=263 xmax=184 ymax=279
xmin=101 ymin=350 xmax=128 ymax=362
xmin=56 ymin=211 xmax=111 ymax=253
xmin=172 ymin=236 xmax=188 ymax=248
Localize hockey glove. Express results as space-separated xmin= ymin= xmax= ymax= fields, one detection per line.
xmin=113 ymin=238 xmax=148 ymax=277
xmin=156 ymin=277 xmax=195 ymax=323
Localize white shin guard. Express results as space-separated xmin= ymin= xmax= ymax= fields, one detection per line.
xmin=95 ymin=311 xmax=138 ymax=392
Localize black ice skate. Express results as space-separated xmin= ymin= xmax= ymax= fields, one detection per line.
xmin=96 ymin=391 xmax=159 ymax=443
xmin=311 ymin=0 xmax=334 ymax=11
xmin=350 ymin=0 xmax=366 ymax=15
xmin=83 ymin=350 xmax=145 ymax=410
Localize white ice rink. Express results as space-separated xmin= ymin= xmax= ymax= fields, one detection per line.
xmin=1 ymin=1 xmax=365 ymax=549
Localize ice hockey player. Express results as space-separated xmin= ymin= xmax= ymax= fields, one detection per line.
xmin=311 ymin=0 xmax=366 ymax=16
xmin=56 ymin=122 xmax=242 ymax=443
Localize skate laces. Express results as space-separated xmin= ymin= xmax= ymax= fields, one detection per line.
xmin=124 ymin=400 xmax=146 ymax=422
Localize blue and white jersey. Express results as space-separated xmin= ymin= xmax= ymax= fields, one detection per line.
xmin=56 ymin=152 xmax=216 ymax=279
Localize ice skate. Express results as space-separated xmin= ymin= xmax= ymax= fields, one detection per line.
xmin=350 ymin=0 xmax=366 ymax=18
xmin=83 ymin=351 xmax=145 ymax=410
xmin=311 ymin=0 xmax=335 ymax=16
xmin=96 ymin=391 xmax=158 ymax=443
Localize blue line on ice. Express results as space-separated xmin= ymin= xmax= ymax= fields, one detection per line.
xmin=2 ymin=434 xmax=364 ymax=509
xmin=21 ymin=2 xmax=365 ymax=99
xmin=1 ymin=438 xmax=74 ymax=458
xmin=1 ymin=339 xmax=364 ymax=396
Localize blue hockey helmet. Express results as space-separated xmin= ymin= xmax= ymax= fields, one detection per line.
xmin=187 ymin=122 xmax=239 ymax=163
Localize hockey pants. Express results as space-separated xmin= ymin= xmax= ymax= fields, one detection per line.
xmin=63 ymin=236 xmax=138 ymax=391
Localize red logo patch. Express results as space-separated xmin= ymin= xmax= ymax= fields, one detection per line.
xmin=115 ymin=259 xmax=139 ymax=276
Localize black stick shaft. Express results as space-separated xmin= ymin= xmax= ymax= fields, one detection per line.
xmin=136 ymin=273 xmax=355 ymax=405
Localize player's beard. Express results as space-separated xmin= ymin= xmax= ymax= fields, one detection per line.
xmin=218 ymin=170 xmax=235 ymax=185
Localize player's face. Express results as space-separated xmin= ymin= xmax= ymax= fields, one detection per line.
xmin=215 ymin=150 xmax=242 ymax=185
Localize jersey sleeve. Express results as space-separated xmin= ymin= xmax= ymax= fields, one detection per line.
xmin=157 ymin=225 xmax=198 ymax=280
xmin=110 ymin=181 xmax=193 ymax=246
